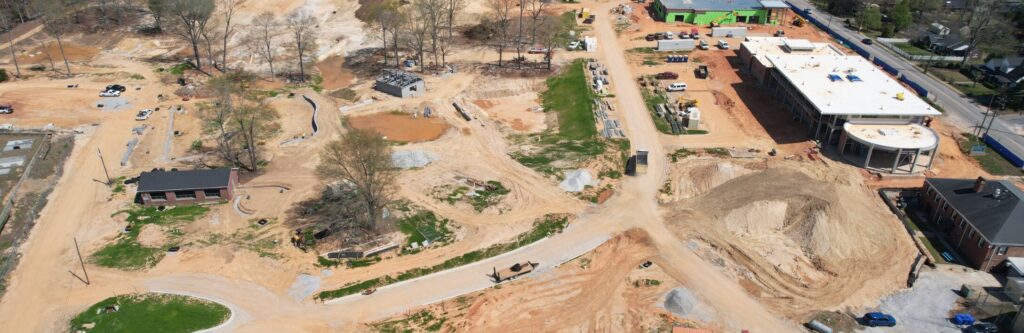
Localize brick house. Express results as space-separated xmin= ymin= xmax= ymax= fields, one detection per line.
xmin=137 ymin=168 xmax=238 ymax=206
xmin=920 ymin=177 xmax=1024 ymax=272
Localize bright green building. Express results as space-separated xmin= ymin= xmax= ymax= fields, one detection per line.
xmin=651 ymin=0 xmax=790 ymax=25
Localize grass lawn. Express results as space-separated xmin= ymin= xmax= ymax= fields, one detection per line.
xmin=928 ymin=68 xmax=972 ymax=83
xmin=958 ymin=134 xmax=1024 ymax=176
xmin=396 ymin=210 xmax=454 ymax=249
xmin=69 ymin=293 xmax=229 ymax=333
xmin=891 ymin=42 xmax=934 ymax=56
xmin=91 ymin=205 xmax=210 ymax=270
xmin=542 ymin=59 xmax=596 ymax=140
xmin=317 ymin=215 xmax=569 ymax=300
xmin=954 ymin=83 xmax=997 ymax=97
xmin=642 ymin=89 xmax=672 ymax=134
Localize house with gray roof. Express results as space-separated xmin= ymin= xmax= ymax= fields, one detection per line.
xmin=137 ymin=168 xmax=238 ymax=206
xmin=920 ymin=177 xmax=1024 ymax=271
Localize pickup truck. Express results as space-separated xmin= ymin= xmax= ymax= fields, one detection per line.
xmin=100 ymin=90 xmax=121 ymax=97
xmin=135 ymin=109 xmax=154 ymax=121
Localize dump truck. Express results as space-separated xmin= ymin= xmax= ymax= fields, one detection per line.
xmin=635 ymin=150 xmax=648 ymax=175
xmin=492 ymin=261 xmax=538 ymax=282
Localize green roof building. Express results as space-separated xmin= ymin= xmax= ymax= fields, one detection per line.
xmin=651 ymin=0 xmax=790 ymax=25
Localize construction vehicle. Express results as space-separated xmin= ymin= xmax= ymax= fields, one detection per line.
xmin=709 ymin=11 xmax=738 ymax=27
xmin=695 ymin=65 xmax=709 ymax=79
xmin=635 ymin=150 xmax=648 ymax=175
xmin=793 ymin=17 xmax=805 ymax=27
xmin=492 ymin=261 xmax=538 ymax=282
xmin=579 ymin=7 xmax=590 ymax=19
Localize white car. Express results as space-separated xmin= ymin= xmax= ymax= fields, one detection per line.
xmin=717 ymin=39 xmax=730 ymax=49
xmin=135 ymin=109 xmax=153 ymax=121
xmin=666 ymin=82 xmax=687 ymax=92
xmin=665 ymin=31 xmax=675 ymax=39
xmin=100 ymin=90 xmax=121 ymax=97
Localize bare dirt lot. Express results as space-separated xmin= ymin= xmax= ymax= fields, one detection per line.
xmin=348 ymin=112 xmax=450 ymax=143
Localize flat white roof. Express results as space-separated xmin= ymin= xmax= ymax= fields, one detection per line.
xmin=766 ymin=55 xmax=942 ymax=117
xmin=743 ymin=37 xmax=842 ymax=69
xmin=842 ymin=122 xmax=938 ymax=150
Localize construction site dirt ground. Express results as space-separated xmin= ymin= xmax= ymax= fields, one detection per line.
xmin=0 ymin=0 xmax=1009 ymax=332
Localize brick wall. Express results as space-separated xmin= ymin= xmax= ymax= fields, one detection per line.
xmin=920 ymin=181 xmax=1024 ymax=272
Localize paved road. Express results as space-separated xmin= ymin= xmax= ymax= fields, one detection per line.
xmin=788 ymin=0 xmax=1024 ymax=168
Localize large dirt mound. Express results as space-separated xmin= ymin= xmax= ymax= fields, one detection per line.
xmin=665 ymin=163 xmax=917 ymax=317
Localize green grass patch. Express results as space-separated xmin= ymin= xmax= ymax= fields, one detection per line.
xmin=91 ymin=206 xmax=209 ymax=270
xmin=130 ymin=73 xmax=145 ymax=80
xmin=954 ymin=83 xmax=997 ymax=97
xmin=543 ymin=59 xmax=596 ymax=140
xmin=309 ymin=74 xmax=324 ymax=93
xmin=704 ymin=148 xmax=729 ymax=156
xmin=397 ymin=210 xmax=454 ymax=249
xmin=629 ymin=47 xmax=656 ymax=54
xmin=669 ymin=148 xmax=696 ymax=162
xmin=168 ymin=62 xmax=191 ymax=76
xmin=111 ymin=176 xmax=126 ymax=193
xmin=69 ymin=293 xmax=229 ymax=333
xmin=317 ymin=215 xmax=569 ymax=301
xmin=469 ymin=181 xmax=511 ymax=212
xmin=642 ymin=89 xmax=672 ymax=134
xmin=891 ymin=43 xmax=934 ymax=56
xmin=958 ymin=133 xmax=1024 ymax=176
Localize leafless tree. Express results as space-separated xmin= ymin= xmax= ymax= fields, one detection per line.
xmin=440 ymin=0 xmax=463 ymax=66
xmin=535 ymin=13 xmax=564 ymax=70
xmin=147 ymin=0 xmax=168 ymax=31
xmin=286 ymin=10 xmax=317 ymax=82
xmin=166 ymin=0 xmax=215 ymax=70
xmin=960 ymin=0 xmax=1004 ymax=67
xmin=198 ymin=72 xmax=280 ymax=172
xmin=524 ymin=0 xmax=548 ymax=44
xmin=0 ymin=10 xmax=19 ymax=77
xmin=33 ymin=0 xmax=72 ymax=75
xmin=487 ymin=0 xmax=514 ymax=67
xmin=200 ymin=20 xmax=220 ymax=71
xmin=370 ymin=1 xmax=400 ymax=66
xmin=316 ymin=128 xmax=397 ymax=232
xmin=218 ymin=0 xmax=238 ymax=71
xmin=515 ymin=0 xmax=525 ymax=69
xmin=387 ymin=8 xmax=405 ymax=67
xmin=405 ymin=7 xmax=428 ymax=71
xmin=249 ymin=12 xmax=278 ymax=80
xmin=413 ymin=0 xmax=445 ymax=67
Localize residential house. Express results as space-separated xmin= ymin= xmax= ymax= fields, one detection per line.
xmin=137 ymin=168 xmax=238 ymax=206
xmin=920 ymin=177 xmax=1024 ymax=272
xmin=916 ymin=32 xmax=970 ymax=56
xmin=981 ymin=56 xmax=1024 ymax=87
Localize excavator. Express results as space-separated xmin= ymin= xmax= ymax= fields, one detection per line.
xmin=708 ymin=11 xmax=739 ymax=27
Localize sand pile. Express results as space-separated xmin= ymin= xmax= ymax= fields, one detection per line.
xmin=665 ymin=160 xmax=754 ymax=201
xmin=664 ymin=163 xmax=918 ymax=316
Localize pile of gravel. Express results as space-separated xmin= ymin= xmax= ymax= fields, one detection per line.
xmin=663 ymin=287 xmax=714 ymax=323
xmin=286 ymin=274 xmax=321 ymax=302
xmin=95 ymin=98 xmax=130 ymax=112
xmin=559 ymin=169 xmax=595 ymax=192
xmin=391 ymin=150 xmax=437 ymax=169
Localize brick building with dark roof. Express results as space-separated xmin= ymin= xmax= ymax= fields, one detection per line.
xmin=137 ymin=168 xmax=238 ymax=206
xmin=920 ymin=177 xmax=1024 ymax=271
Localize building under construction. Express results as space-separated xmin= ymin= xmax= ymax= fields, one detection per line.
xmin=375 ymin=69 xmax=425 ymax=98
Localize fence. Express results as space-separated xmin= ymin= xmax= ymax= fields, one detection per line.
xmin=984 ymin=133 xmax=1024 ymax=168
xmin=876 ymin=38 xmax=967 ymax=62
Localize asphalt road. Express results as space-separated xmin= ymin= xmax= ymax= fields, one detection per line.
xmin=788 ymin=0 xmax=1024 ymax=168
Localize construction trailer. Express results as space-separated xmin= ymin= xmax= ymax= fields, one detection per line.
xmin=651 ymin=0 xmax=789 ymax=25
xmin=657 ymin=39 xmax=695 ymax=51
xmin=492 ymin=261 xmax=537 ymax=282
xmin=374 ymin=69 xmax=425 ymax=98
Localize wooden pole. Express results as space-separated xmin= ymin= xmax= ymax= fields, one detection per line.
xmin=97 ymin=148 xmax=111 ymax=185
xmin=74 ymin=237 xmax=89 ymax=285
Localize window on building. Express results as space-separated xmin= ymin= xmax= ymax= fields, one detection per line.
xmin=998 ymin=246 xmax=1008 ymax=256
xmin=174 ymin=190 xmax=197 ymax=199
xmin=203 ymin=189 xmax=221 ymax=198
xmin=978 ymin=238 xmax=986 ymax=248
xmin=959 ymin=220 xmax=966 ymax=230
xmin=969 ymin=229 xmax=975 ymax=239
xmin=150 ymin=192 xmax=166 ymax=201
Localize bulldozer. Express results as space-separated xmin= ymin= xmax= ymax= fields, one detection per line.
xmin=678 ymin=98 xmax=698 ymax=109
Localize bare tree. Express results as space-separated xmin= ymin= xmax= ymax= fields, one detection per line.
xmin=960 ymin=0 xmax=1004 ymax=67
xmin=200 ymin=19 xmax=220 ymax=71
xmin=440 ymin=0 xmax=463 ymax=66
xmin=166 ymin=0 xmax=215 ymax=70
xmin=405 ymin=8 xmax=428 ymax=71
xmin=147 ymin=0 xmax=168 ymax=31
xmin=0 ymin=10 xmax=20 ymax=77
xmin=524 ymin=0 xmax=548 ymax=44
xmin=250 ymin=12 xmax=278 ymax=80
xmin=515 ymin=0 xmax=525 ymax=69
xmin=34 ymin=0 xmax=72 ymax=75
xmin=535 ymin=13 xmax=565 ymax=70
xmin=285 ymin=10 xmax=317 ymax=82
xmin=198 ymin=72 xmax=280 ymax=171
xmin=387 ymin=8 xmax=405 ymax=67
xmin=218 ymin=0 xmax=238 ymax=71
xmin=487 ymin=0 xmax=514 ymax=67
xmin=413 ymin=0 xmax=445 ymax=67
xmin=370 ymin=1 xmax=400 ymax=66
xmin=316 ymin=129 xmax=397 ymax=232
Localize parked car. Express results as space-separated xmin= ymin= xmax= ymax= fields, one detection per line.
xmin=862 ymin=312 xmax=896 ymax=327
xmin=582 ymin=15 xmax=595 ymax=24
xmin=698 ymin=39 xmax=709 ymax=50
xmin=862 ymin=38 xmax=874 ymax=45
xmin=106 ymin=84 xmax=126 ymax=92
xmin=965 ymin=322 xmax=998 ymax=333
xmin=645 ymin=34 xmax=656 ymax=41
xmin=695 ymin=65 xmax=709 ymax=79
xmin=655 ymin=72 xmax=679 ymax=80
xmin=0 ymin=104 xmax=12 ymax=114
xmin=665 ymin=31 xmax=674 ymax=39
xmin=135 ymin=109 xmax=154 ymax=121
xmin=567 ymin=41 xmax=581 ymax=50
xmin=666 ymin=82 xmax=687 ymax=91
xmin=100 ymin=90 xmax=121 ymax=97
xmin=774 ymin=29 xmax=785 ymax=37
xmin=528 ymin=47 xmax=549 ymax=54
xmin=654 ymin=32 xmax=666 ymax=40
xmin=717 ymin=39 xmax=730 ymax=49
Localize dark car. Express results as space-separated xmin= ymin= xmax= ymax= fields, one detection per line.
xmin=106 ymin=84 xmax=127 ymax=92
xmin=655 ymin=71 xmax=678 ymax=80
xmin=862 ymin=38 xmax=874 ymax=45
xmin=654 ymin=32 xmax=666 ymax=40
xmin=645 ymin=34 xmax=656 ymax=41
xmin=695 ymin=65 xmax=709 ymax=79
xmin=582 ymin=15 xmax=595 ymax=24
xmin=966 ymin=322 xmax=998 ymax=333
xmin=862 ymin=312 xmax=896 ymax=327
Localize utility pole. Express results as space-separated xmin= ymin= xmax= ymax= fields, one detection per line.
xmin=97 ymin=148 xmax=110 ymax=185
xmin=73 ymin=237 xmax=89 ymax=285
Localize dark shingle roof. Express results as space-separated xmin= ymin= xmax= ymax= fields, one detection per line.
xmin=927 ymin=178 xmax=1024 ymax=245
xmin=138 ymin=169 xmax=232 ymax=192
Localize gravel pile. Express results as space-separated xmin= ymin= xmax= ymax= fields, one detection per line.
xmin=559 ymin=169 xmax=595 ymax=192
xmin=391 ymin=150 xmax=437 ymax=169
xmin=663 ymin=287 xmax=715 ymax=323
xmin=286 ymin=274 xmax=321 ymax=302
xmin=96 ymin=98 xmax=130 ymax=112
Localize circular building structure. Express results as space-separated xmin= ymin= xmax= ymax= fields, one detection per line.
xmin=838 ymin=122 xmax=939 ymax=174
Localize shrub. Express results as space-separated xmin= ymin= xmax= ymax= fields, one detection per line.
xmin=29 ymin=65 xmax=46 ymax=71
xmin=0 ymin=68 xmax=8 ymax=82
